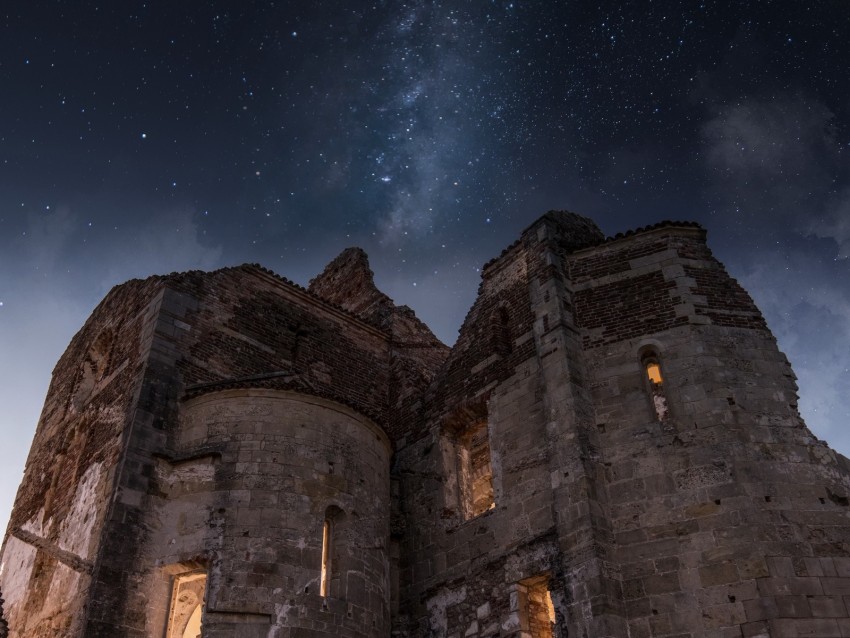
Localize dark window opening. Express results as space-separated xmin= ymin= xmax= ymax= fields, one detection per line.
xmin=493 ymin=306 xmax=513 ymax=356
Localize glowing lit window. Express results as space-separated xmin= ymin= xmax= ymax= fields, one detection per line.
xmin=641 ymin=354 xmax=668 ymax=422
xmin=458 ymin=420 xmax=495 ymax=519
xmin=319 ymin=506 xmax=346 ymax=599
xmin=646 ymin=361 xmax=663 ymax=385
xmin=166 ymin=571 xmax=206 ymax=638
xmin=320 ymin=519 xmax=331 ymax=597
xmin=441 ymin=401 xmax=495 ymax=521
xmin=516 ymin=574 xmax=556 ymax=638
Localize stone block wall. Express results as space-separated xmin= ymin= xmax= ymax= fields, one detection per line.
xmin=570 ymin=225 xmax=850 ymax=637
xmin=142 ymin=389 xmax=392 ymax=637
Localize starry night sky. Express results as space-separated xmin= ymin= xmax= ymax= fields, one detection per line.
xmin=1 ymin=1 xmax=849 ymax=531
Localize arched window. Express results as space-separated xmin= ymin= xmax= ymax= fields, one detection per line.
xmin=641 ymin=351 xmax=668 ymax=422
xmin=166 ymin=571 xmax=207 ymax=638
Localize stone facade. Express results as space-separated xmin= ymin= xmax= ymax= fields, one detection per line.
xmin=2 ymin=211 xmax=850 ymax=638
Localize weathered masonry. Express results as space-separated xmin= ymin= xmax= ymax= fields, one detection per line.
xmin=3 ymin=211 xmax=850 ymax=638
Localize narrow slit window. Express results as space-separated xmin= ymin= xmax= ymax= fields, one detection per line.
xmin=166 ymin=571 xmax=207 ymax=638
xmin=320 ymin=519 xmax=331 ymax=597
xmin=319 ymin=506 xmax=346 ymax=599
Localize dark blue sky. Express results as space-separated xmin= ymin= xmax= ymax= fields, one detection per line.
xmin=2 ymin=1 xmax=849 ymax=530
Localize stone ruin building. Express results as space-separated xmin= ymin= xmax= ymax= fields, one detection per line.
xmin=2 ymin=210 xmax=850 ymax=638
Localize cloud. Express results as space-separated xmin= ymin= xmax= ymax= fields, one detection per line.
xmin=699 ymin=95 xmax=844 ymax=240
xmin=98 ymin=208 xmax=223 ymax=290
xmin=702 ymin=97 xmax=836 ymax=181
xmin=700 ymin=95 xmax=850 ymax=458
xmin=378 ymin=141 xmax=446 ymax=243
xmin=367 ymin=4 xmax=488 ymax=244
xmin=375 ymin=67 xmax=457 ymax=244
xmin=20 ymin=206 xmax=79 ymax=273
xmin=6 ymin=206 xmax=223 ymax=296
xmin=808 ymin=188 xmax=850 ymax=259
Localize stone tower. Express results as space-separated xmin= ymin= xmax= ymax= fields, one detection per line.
xmin=2 ymin=211 xmax=850 ymax=638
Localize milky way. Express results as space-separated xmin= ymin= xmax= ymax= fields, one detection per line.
xmin=1 ymin=1 xmax=848 ymax=530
